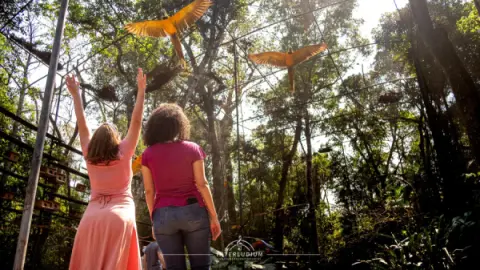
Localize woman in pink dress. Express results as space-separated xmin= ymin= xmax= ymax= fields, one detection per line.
xmin=67 ymin=68 xmax=146 ymax=270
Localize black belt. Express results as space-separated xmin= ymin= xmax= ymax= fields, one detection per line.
xmin=186 ymin=197 xmax=198 ymax=205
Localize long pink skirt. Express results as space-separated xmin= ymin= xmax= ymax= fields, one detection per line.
xmin=69 ymin=196 xmax=141 ymax=270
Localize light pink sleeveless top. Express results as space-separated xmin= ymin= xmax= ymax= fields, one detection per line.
xmin=81 ymin=140 xmax=136 ymax=200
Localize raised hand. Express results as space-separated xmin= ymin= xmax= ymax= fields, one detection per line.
xmin=137 ymin=68 xmax=147 ymax=93
xmin=65 ymin=74 xmax=81 ymax=97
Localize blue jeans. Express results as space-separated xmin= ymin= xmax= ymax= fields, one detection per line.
xmin=153 ymin=203 xmax=211 ymax=270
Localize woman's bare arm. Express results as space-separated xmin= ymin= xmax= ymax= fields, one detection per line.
xmin=193 ymin=160 xmax=218 ymax=219
xmin=66 ymin=75 xmax=90 ymax=153
xmin=193 ymin=160 xmax=221 ymax=240
xmin=142 ymin=165 xmax=155 ymax=219
xmin=123 ymin=68 xmax=146 ymax=155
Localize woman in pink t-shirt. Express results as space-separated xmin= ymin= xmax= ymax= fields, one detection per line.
xmin=141 ymin=103 xmax=221 ymax=270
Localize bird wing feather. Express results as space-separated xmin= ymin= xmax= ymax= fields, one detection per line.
xmin=169 ymin=0 xmax=213 ymax=34
xmin=291 ymin=43 xmax=327 ymax=65
xmin=124 ymin=20 xmax=169 ymax=37
xmin=132 ymin=155 xmax=142 ymax=175
xmin=248 ymin=52 xmax=288 ymax=67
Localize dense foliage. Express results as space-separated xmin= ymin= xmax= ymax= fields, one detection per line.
xmin=0 ymin=0 xmax=479 ymax=269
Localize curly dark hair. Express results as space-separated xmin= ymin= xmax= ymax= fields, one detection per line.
xmin=143 ymin=103 xmax=190 ymax=146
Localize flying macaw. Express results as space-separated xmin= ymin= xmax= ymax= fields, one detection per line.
xmin=132 ymin=155 xmax=142 ymax=175
xmin=248 ymin=43 xmax=328 ymax=93
xmin=125 ymin=0 xmax=213 ymax=68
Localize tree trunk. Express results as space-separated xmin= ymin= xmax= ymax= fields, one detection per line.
xmin=418 ymin=113 xmax=429 ymax=177
xmin=273 ymin=116 xmax=302 ymax=251
xmin=202 ymin=93 xmax=224 ymax=216
xmin=409 ymin=0 xmax=480 ymax=163
xmin=12 ymin=13 xmax=34 ymax=135
xmin=304 ymin=111 xmax=319 ymax=257
xmin=225 ymin=159 xmax=236 ymax=224
xmin=12 ymin=56 xmax=32 ymax=135
xmin=219 ymin=98 xmax=236 ymax=226
xmin=339 ymin=142 xmax=353 ymax=212
xmin=474 ymin=0 xmax=480 ymax=15
xmin=219 ymin=119 xmax=236 ymax=237
xmin=412 ymin=41 xmax=466 ymax=213
xmin=313 ymin=163 xmax=320 ymax=207
xmin=180 ymin=75 xmax=201 ymax=109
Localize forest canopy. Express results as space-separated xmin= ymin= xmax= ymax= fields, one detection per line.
xmin=0 ymin=0 xmax=480 ymax=269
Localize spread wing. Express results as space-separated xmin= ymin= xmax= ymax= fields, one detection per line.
xmin=124 ymin=20 xmax=170 ymax=37
xmin=248 ymin=52 xmax=288 ymax=67
xmin=291 ymin=43 xmax=327 ymax=65
xmin=169 ymin=0 xmax=213 ymax=33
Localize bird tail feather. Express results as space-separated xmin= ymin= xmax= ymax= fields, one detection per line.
xmin=288 ymin=67 xmax=295 ymax=93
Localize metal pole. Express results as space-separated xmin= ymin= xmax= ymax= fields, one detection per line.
xmin=53 ymin=82 xmax=63 ymax=133
xmin=233 ymin=39 xmax=242 ymax=229
xmin=13 ymin=0 xmax=69 ymax=268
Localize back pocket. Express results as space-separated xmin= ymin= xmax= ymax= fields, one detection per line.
xmin=184 ymin=204 xmax=209 ymax=226
xmin=153 ymin=208 xmax=169 ymax=233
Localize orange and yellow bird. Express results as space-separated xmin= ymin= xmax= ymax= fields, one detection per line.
xmin=124 ymin=0 xmax=213 ymax=67
xmin=248 ymin=43 xmax=328 ymax=93
xmin=132 ymin=155 xmax=142 ymax=175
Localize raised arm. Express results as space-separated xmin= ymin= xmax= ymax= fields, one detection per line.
xmin=66 ymin=75 xmax=91 ymax=155
xmin=122 ymin=68 xmax=146 ymax=156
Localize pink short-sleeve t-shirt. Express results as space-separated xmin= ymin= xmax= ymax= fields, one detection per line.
xmin=142 ymin=141 xmax=206 ymax=210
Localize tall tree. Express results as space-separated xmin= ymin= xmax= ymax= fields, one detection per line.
xmin=273 ymin=116 xmax=302 ymax=251
xmin=304 ymin=109 xmax=319 ymax=256
xmin=474 ymin=0 xmax=480 ymax=14
xmin=409 ymin=0 xmax=480 ymax=163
